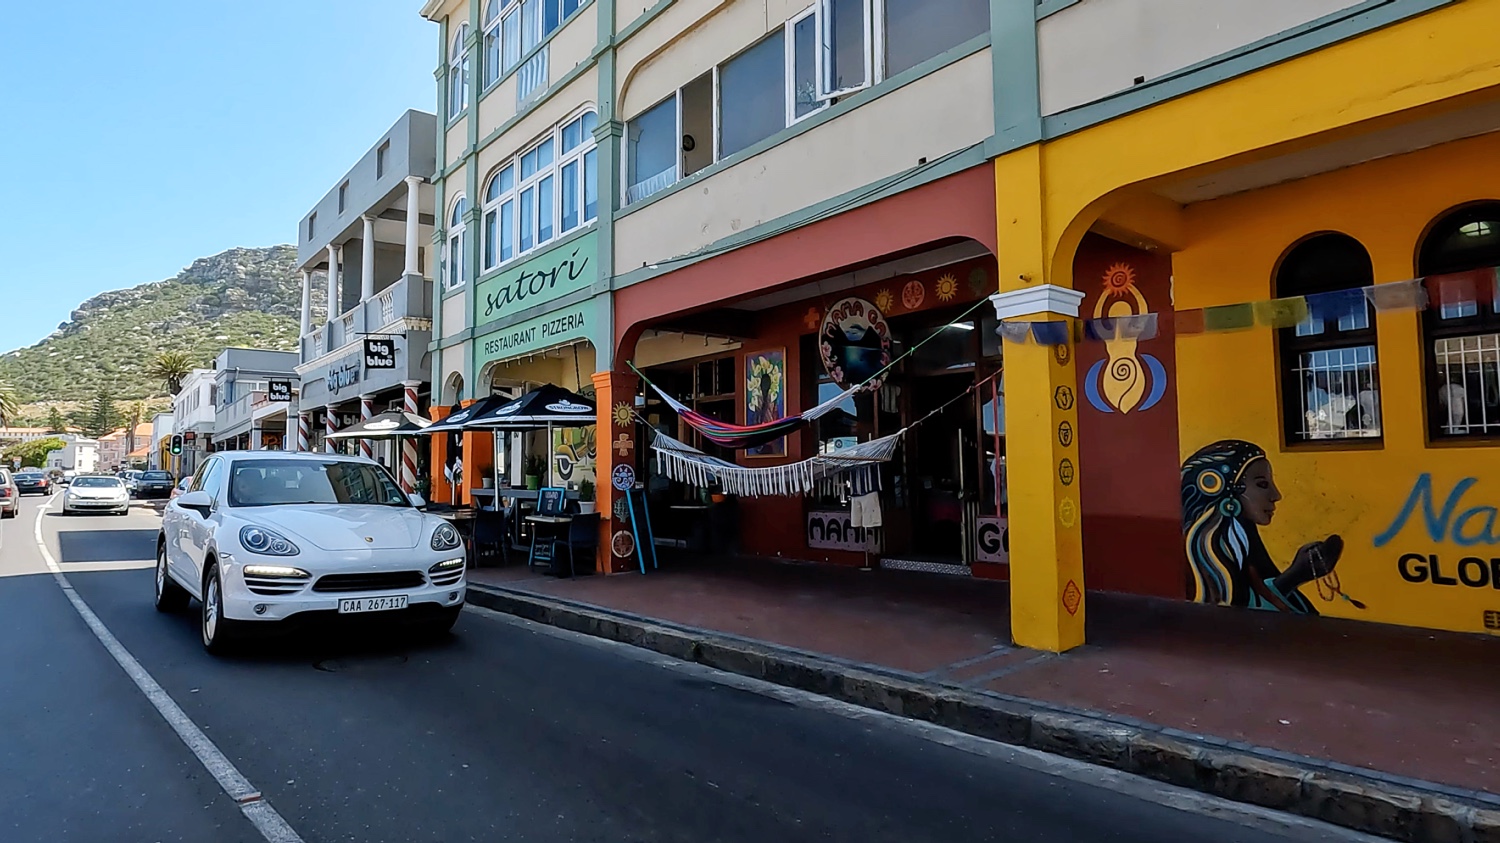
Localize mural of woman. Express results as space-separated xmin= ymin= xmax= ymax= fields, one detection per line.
xmin=1180 ymin=440 xmax=1344 ymax=614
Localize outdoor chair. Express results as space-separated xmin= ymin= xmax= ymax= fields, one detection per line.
xmin=472 ymin=506 xmax=510 ymax=567
xmin=557 ymin=512 xmax=599 ymax=578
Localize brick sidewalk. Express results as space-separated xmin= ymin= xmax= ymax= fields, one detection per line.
xmin=470 ymin=557 xmax=1499 ymax=797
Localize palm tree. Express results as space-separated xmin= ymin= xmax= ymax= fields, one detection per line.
xmin=147 ymin=351 xmax=193 ymax=396
xmin=0 ymin=380 xmax=17 ymax=428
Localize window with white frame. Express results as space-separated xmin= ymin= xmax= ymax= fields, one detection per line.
xmin=816 ymin=0 xmax=987 ymax=100
xmin=497 ymin=0 xmax=581 ymax=77
xmin=481 ymin=111 xmax=599 ymax=272
xmin=448 ymin=23 xmax=471 ymax=119
xmin=445 ymin=196 xmax=469 ymax=290
xmin=483 ymin=0 xmax=504 ymax=88
xmin=788 ymin=7 xmax=823 ymax=123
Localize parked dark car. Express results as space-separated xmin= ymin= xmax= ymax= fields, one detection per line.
xmin=13 ymin=471 xmax=52 ymax=496
xmin=0 ymin=470 xmax=17 ymax=518
xmin=134 ymin=470 xmax=176 ymax=499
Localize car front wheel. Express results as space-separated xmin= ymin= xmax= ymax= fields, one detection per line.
xmin=200 ymin=565 xmax=243 ymax=655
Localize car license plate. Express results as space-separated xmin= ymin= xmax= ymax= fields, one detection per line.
xmin=338 ymin=595 xmax=408 ymax=614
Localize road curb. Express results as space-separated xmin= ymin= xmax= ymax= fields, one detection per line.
xmin=466 ymin=582 xmax=1497 ymax=842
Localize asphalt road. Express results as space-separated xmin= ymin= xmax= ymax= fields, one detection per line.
xmin=0 ymin=493 xmax=1388 ymax=843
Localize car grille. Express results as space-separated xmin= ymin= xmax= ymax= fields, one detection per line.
xmin=244 ymin=573 xmax=311 ymax=596
xmin=312 ymin=572 xmax=426 ymax=593
xmin=429 ymin=568 xmax=464 ymax=587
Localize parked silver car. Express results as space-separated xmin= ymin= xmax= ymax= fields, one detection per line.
xmin=0 ymin=469 xmax=17 ymax=519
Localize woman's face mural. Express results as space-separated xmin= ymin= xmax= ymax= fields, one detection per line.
xmin=1180 ymin=439 xmax=1353 ymax=615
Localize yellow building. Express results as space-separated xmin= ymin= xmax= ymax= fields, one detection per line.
xmin=995 ymin=0 xmax=1500 ymax=649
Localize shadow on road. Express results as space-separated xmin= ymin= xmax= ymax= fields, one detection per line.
xmin=57 ymin=529 xmax=159 ymax=563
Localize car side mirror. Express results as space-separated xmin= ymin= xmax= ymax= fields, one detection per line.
xmin=408 ymin=493 xmax=427 ymax=509
xmin=177 ymin=490 xmax=213 ymax=516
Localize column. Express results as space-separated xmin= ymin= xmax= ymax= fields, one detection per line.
xmin=360 ymin=215 xmax=376 ymax=302
xmin=404 ymin=176 xmax=424 ymax=277
xmin=359 ymin=394 xmax=375 ymax=459
xmin=299 ymin=270 xmax=312 ymax=335
xmin=296 ymin=412 xmax=310 ymax=452
xmin=325 ymin=408 xmax=338 ymax=454
xmin=325 ymin=244 xmax=341 ymax=322
xmin=400 ymin=381 xmax=421 ymax=493
xmin=592 ymin=369 xmax=639 ymax=575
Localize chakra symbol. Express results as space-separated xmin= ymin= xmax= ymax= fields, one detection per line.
xmin=934 ymin=273 xmax=958 ymax=302
xmin=1057 ymin=421 xmax=1074 ymax=448
xmin=1062 ymin=580 xmax=1082 ymax=615
xmin=612 ymin=402 xmax=633 ymax=428
xmin=1053 ymin=341 xmax=1071 ymax=366
xmin=1058 ymin=458 xmax=1075 ymax=487
xmin=1058 ymin=497 xmax=1078 ymax=528
xmin=1054 ymin=386 xmax=1075 ymax=411
xmin=614 ymin=433 xmax=635 ymax=457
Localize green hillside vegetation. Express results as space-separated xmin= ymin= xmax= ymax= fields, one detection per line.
xmin=0 ymin=245 xmax=326 ymax=404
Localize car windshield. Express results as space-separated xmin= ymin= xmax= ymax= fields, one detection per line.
xmin=227 ymin=459 xmax=410 ymax=508
xmin=73 ymin=477 xmax=123 ymax=488
xmin=142 ymin=472 xmax=172 ymax=481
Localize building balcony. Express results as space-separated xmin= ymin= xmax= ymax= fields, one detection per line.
xmin=301 ymin=274 xmax=433 ymax=361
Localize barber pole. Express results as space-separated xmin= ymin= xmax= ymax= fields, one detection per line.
xmin=325 ymin=410 xmax=338 ymax=453
xmin=296 ymin=413 xmax=310 ymax=452
xmin=359 ymin=396 xmax=374 ymax=459
xmin=401 ymin=381 xmax=420 ymax=493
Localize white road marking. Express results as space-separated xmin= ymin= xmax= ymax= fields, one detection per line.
xmin=33 ymin=494 xmax=304 ymax=843
xmin=465 ymin=603 xmax=1393 ymax=843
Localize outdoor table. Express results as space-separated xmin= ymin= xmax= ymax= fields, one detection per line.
xmin=524 ymin=514 xmax=574 ymax=573
xmin=669 ymin=504 xmax=714 ymax=552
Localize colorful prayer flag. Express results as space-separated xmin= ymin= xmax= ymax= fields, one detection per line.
xmin=1030 ymin=321 xmax=1070 ymax=346
xmin=1201 ymin=303 xmax=1255 ymax=332
xmin=996 ymin=322 xmax=1032 ymax=344
xmin=1305 ymin=288 xmax=1367 ymax=323
xmin=1173 ymin=309 xmax=1206 ymax=335
xmin=1253 ymin=297 xmax=1310 ymax=329
xmin=1364 ymin=279 xmax=1427 ymax=312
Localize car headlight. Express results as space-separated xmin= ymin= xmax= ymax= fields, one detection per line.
xmin=242 ymin=564 xmax=310 ymax=578
xmin=430 ymin=522 xmax=462 ymax=551
xmin=239 ymin=525 xmax=300 ymax=556
xmin=428 ymin=557 xmax=465 ymax=572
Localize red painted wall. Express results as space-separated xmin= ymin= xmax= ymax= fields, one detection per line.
xmin=1072 ymin=234 xmax=1186 ymax=598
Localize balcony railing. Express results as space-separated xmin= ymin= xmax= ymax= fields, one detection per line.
xmin=301 ymin=274 xmax=434 ymax=362
xmin=219 ymin=390 xmax=267 ymax=433
xmin=517 ymin=46 xmax=548 ymax=108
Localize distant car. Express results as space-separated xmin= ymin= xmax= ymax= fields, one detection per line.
xmin=157 ymin=451 xmax=464 ymax=654
xmin=13 ymin=471 xmax=52 ymax=496
xmin=61 ymin=476 xmax=130 ymax=516
xmin=170 ymin=476 xmax=192 ymax=500
xmin=135 ymin=470 xmax=176 ymax=499
xmin=0 ymin=470 xmax=17 ymax=519
xmin=119 ymin=470 xmax=143 ymax=494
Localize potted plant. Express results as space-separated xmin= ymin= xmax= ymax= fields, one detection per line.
xmin=577 ymin=478 xmax=596 ymax=514
xmin=524 ymin=454 xmax=546 ymax=490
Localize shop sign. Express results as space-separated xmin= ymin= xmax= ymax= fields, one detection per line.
xmin=819 ymin=297 xmax=891 ymax=392
xmin=267 ymin=380 xmax=292 ymax=402
xmin=475 ymin=298 xmax=596 ymax=367
xmin=476 ymin=231 xmax=596 ymax=322
xmin=364 ymin=338 xmax=396 ymax=369
xmin=975 ymin=516 xmax=1008 ymax=564
xmin=326 ymin=358 xmax=361 ymax=395
xmin=807 ymin=511 xmax=870 ymax=552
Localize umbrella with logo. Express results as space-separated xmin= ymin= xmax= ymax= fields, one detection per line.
xmin=324 ymin=411 xmax=432 ymax=440
xmin=469 ymin=385 xmax=597 ymax=488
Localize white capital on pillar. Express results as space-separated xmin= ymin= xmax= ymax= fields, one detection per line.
xmin=403 ymin=176 xmax=424 ymax=277
xmin=325 ymin=244 xmax=341 ymax=321
xmin=361 ymin=215 xmax=376 ymax=302
xmin=299 ymin=270 xmax=312 ymax=335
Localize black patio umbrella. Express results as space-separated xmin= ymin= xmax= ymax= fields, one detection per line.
xmin=324 ymin=411 xmax=432 ymax=440
xmin=469 ymin=385 xmax=597 ymax=488
xmin=421 ymin=395 xmax=514 ymax=435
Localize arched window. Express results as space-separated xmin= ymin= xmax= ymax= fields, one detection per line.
xmin=445 ymin=196 xmax=468 ymax=290
xmin=482 ymin=0 xmax=503 ymax=89
xmin=1418 ymin=202 xmax=1500 ymax=438
xmin=480 ymin=110 xmax=599 ymax=272
xmin=448 ymin=23 xmax=470 ymax=119
xmin=1275 ymin=233 xmax=1382 ymax=444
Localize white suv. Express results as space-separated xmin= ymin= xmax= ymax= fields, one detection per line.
xmin=156 ymin=451 xmax=466 ymax=653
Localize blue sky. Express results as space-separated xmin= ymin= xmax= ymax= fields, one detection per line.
xmin=0 ymin=1 xmax=436 ymax=352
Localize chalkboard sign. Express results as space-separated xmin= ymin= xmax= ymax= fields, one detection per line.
xmin=537 ymin=486 xmax=565 ymax=516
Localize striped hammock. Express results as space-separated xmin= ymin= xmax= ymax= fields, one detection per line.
xmin=640 ymin=373 xmax=865 ymax=450
xmin=651 ymin=430 xmax=904 ymax=497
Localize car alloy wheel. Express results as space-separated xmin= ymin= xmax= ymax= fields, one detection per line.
xmin=200 ymin=566 xmax=240 ymax=654
xmin=154 ymin=545 xmax=188 ymax=613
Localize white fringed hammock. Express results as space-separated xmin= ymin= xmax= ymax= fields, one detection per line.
xmin=650 ymin=429 xmax=905 ymax=497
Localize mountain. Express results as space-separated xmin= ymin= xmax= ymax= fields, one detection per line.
xmin=0 ymin=245 xmax=327 ymax=403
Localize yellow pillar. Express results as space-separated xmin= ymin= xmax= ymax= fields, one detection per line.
xmin=995 ymin=145 xmax=1086 ymax=653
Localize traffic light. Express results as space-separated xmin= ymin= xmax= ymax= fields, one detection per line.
xmin=169 ymin=434 xmax=183 ymax=455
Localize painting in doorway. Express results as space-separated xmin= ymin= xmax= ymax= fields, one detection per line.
xmin=745 ymin=349 xmax=786 ymax=456
xmin=1180 ymin=439 xmax=1364 ymax=614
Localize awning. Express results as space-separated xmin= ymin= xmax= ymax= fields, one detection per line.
xmin=324 ymin=411 xmax=432 ymax=439
xmin=468 ymin=384 xmax=596 ymax=429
